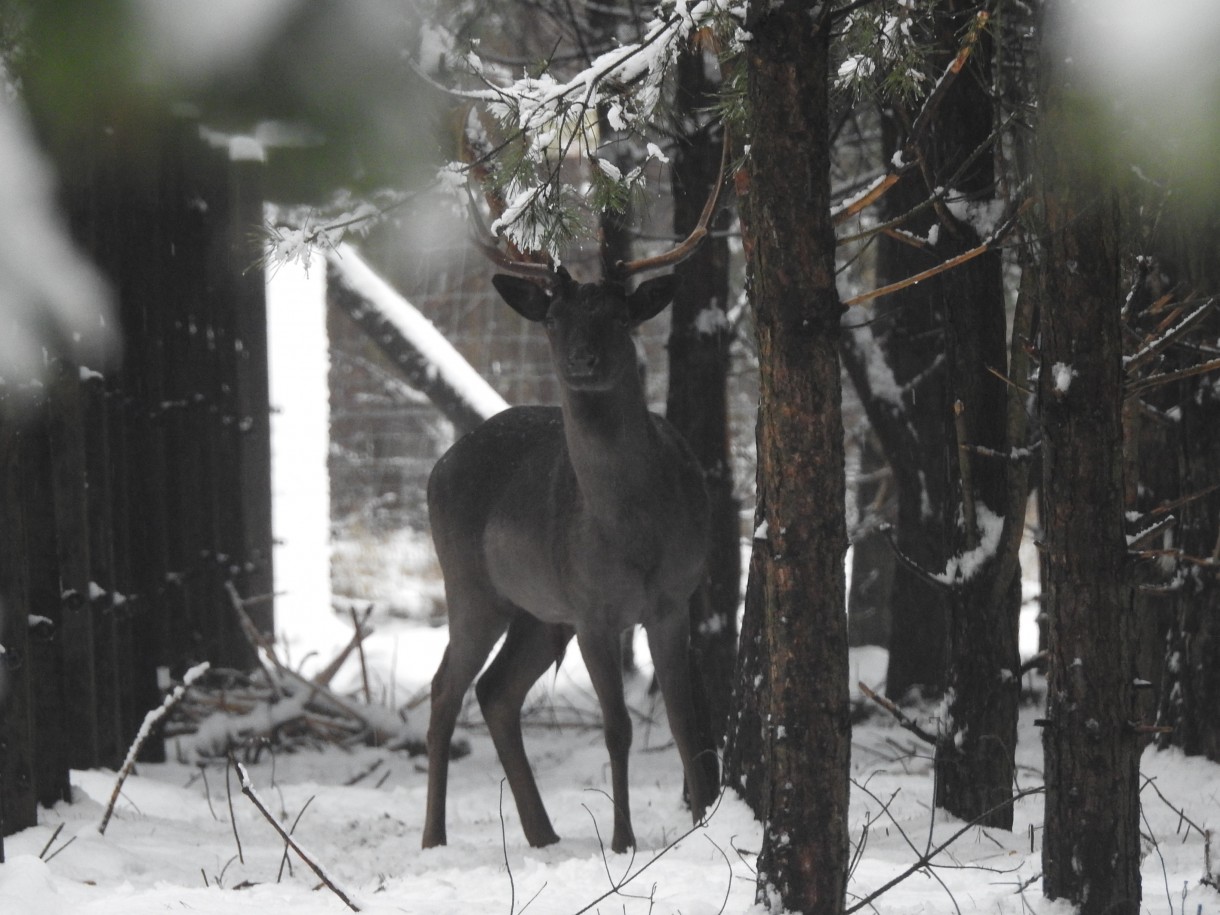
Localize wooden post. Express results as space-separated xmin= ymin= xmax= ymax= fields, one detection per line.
xmin=0 ymin=398 xmax=38 ymax=846
xmin=46 ymin=358 xmax=100 ymax=769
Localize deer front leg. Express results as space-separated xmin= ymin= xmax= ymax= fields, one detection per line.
xmin=422 ymin=608 xmax=506 ymax=849
xmin=576 ymin=625 xmax=634 ymax=853
xmin=645 ymin=605 xmax=716 ymax=823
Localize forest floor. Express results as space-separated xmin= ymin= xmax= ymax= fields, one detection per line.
xmin=2 ymin=608 xmax=1218 ymax=915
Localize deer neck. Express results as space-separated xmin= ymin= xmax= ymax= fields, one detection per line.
xmin=559 ymin=375 xmax=656 ymax=517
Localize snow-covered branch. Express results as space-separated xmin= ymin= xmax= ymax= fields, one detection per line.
xmin=426 ymin=0 xmax=746 ymax=259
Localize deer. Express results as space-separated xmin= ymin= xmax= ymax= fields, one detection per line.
xmin=421 ymin=148 xmax=728 ymax=855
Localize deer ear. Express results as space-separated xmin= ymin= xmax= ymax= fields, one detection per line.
xmin=627 ymin=274 xmax=678 ymax=325
xmin=493 ymin=275 xmax=552 ymax=323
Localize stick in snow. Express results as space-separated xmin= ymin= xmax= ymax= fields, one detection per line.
xmin=98 ymin=661 xmax=211 ymax=835
xmin=235 ymin=761 xmax=361 ymax=912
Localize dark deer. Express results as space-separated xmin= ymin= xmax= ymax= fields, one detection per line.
xmin=422 ymin=153 xmax=727 ymax=854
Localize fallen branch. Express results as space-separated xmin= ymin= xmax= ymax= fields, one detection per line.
xmin=845 ymin=786 xmax=1045 ymax=914
xmin=99 ymin=661 xmax=210 ymax=835
xmin=857 ymin=681 xmax=940 ymax=747
xmin=572 ymin=789 xmax=728 ymax=915
xmin=313 ymin=605 xmax=374 ymax=689
xmin=236 ymin=761 xmax=361 ymax=912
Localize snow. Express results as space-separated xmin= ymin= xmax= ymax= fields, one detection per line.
xmin=326 ymin=243 xmax=508 ymax=423
xmin=931 ymin=503 xmax=1005 ymax=584
xmin=267 ymin=251 xmax=346 ymax=668
xmin=1051 ymin=362 xmax=1075 ymax=395
xmin=830 ymin=174 xmax=889 ymax=221
xmin=6 ymin=632 xmax=1219 ymax=914
xmin=844 ymin=317 xmax=904 ymax=410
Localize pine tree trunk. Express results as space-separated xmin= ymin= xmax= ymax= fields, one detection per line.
xmin=734 ymin=4 xmax=849 ymax=911
xmin=667 ymin=44 xmax=738 ymax=745
xmin=928 ymin=8 xmax=1022 ymax=828
xmin=1037 ymin=17 xmax=1141 ymax=910
xmin=1151 ymin=202 xmax=1220 ymax=760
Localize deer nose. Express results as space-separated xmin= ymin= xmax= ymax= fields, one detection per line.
xmin=567 ymin=347 xmax=599 ymax=375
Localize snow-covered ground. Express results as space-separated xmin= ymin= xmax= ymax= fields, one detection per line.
xmin=5 ymin=258 xmax=1217 ymax=914
xmin=2 ymin=628 xmax=1218 ymax=915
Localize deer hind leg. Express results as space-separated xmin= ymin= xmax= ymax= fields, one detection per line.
xmin=476 ymin=614 xmax=571 ymax=848
xmin=576 ymin=625 xmax=634 ymax=853
xmin=645 ymin=604 xmax=716 ymax=824
xmin=422 ymin=592 xmax=507 ymax=849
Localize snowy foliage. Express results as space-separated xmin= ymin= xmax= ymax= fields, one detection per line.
xmin=428 ymin=0 xmax=746 ymax=260
xmin=834 ymin=1 xmax=933 ymax=104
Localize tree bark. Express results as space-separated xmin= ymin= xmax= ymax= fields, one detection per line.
xmin=732 ymin=4 xmax=850 ymax=911
xmin=927 ymin=5 xmax=1022 ymax=828
xmin=1037 ymin=15 xmax=1141 ymax=911
xmin=1151 ymin=202 xmax=1220 ymax=760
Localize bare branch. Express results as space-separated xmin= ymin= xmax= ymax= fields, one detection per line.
xmin=857 ymin=681 xmax=941 ymax=747
xmin=1127 ymin=355 xmax=1220 ymax=396
xmin=844 ymin=787 xmax=1046 ymax=914
xmin=236 ymin=762 xmax=361 ymax=912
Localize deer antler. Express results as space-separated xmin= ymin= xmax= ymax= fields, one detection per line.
xmin=466 ymin=189 xmax=556 ymax=280
xmin=612 ymin=128 xmax=731 ymax=280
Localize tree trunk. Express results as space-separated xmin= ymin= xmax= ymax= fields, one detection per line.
xmin=0 ymin=401 xmax=37 ymax=850
xmin=1151 ymin=202 xmax=1220 ymax=760
xmin=928 ymin=6 xmax=1023 ymax=829
xmin=667 ymin=42 xmax=738 ymax=745
xmin=1037 ymin=15 xmax=1141 ymax=911
xmin=733 ymin=4 xmax=850 ymax=911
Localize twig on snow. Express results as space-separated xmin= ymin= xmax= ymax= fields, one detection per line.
xmin=98 ymin=661 xmax=210 ymax=835
xmin=276 ymin=795 xmax=317 ymax=883
xmin=235 ymin=761 xmax=360 ymax=912
xmin=225 ymin=754 xmax=244 ymax=864
xmin=501 ymin=780 xmax=516 ymax=915
xmin=844 ymin=786 xmax=1045 ymax=914
xmin=38 ymin=824 xmax=65 ymax=860
xmin=571 ymin=788 xmax=728 ymax=915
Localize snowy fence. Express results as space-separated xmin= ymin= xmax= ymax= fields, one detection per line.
xmin=0 ymin=116 xmax=273 ymax=851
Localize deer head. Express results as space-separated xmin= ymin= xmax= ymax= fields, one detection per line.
xmin=492 ymin=270 xmax=676 ymax=391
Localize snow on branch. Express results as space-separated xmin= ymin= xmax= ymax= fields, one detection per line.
xmin=326 ymin=243 xmax=508 ymax=433
xmin=931 ymin=503 xmax=1004 ymax=585
xmin=236 ymin=761 xmax=362 ymax=911
xmin=424 ymin=0 xmax=746 ymax=260
xmin=98 ymin=661 xmax=210 ymax=835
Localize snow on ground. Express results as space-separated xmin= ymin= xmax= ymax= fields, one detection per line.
xmin=5 ymin=264 xmax=1216 ymax=913
xmin=2 ymin=621 xmax=1218 ymax=914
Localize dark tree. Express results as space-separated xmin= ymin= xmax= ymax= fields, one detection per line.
xmin=1037 ymin=11 xmax=1141 ymax=912
xmin=835 ymin=4 xmax=1026 ymax=827
xmin=667 ymin=39 xmax=739 ymax=744
xmin=925 ymin=5 xmax=1023 ymax=829
xmin=1149 ymin=201 xmax=1220 ymax=760
xmin=729 ymin=2 xmax=850 ymax=911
